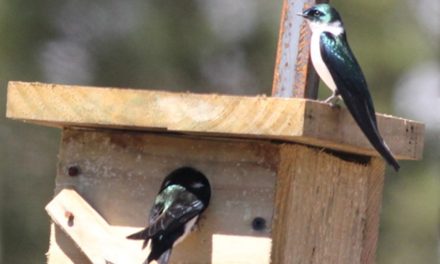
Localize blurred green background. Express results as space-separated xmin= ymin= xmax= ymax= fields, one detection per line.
xmin=1 ymin=0 xmax=438 ymax=263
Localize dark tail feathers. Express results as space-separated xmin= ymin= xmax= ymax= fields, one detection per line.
xmin=350 ymin=108 xmax=400 ymax=171
xmin=342 ymin=96 xmax=400 ymax=171
xmin=127 ymin=228 xmax=150 ymax=249
xmin=365 ymin=131 xmax=400 ymax=171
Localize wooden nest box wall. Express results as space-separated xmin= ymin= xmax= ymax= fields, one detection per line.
xmin=6 ymin=82 xmax=423 ymax=264
xmin=5 ymin=1 xmax=424 ymax=264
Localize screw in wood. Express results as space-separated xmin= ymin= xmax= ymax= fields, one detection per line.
xmin=252 ymin=217 xmax=266 ymax=231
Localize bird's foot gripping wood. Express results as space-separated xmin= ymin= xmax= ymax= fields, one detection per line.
xmin=324 ymin=92 xmax=341 ymax=108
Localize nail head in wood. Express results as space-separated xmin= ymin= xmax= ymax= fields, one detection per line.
xmin=67 ymin=166 xmax=80 ymax=177
xmin=64 ymin=210 xmax=75 ymax=226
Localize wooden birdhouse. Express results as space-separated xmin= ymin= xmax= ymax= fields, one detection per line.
xmin=5 ymin=1 xmax=424 ymax=263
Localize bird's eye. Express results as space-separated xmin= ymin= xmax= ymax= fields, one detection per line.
xmin=314 ymin=10 xmax=323 ymax=17
xmin=308 ymin=9 xmax=323 ymax=17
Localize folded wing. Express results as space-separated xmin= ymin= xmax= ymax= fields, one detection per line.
xmin=320 ymin=32 xmax=400 ymax=171
xmin=127 ymin=190 xmax=204 ymax=249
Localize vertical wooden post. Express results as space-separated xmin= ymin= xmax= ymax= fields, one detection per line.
xmin=272 ymin=0 xmax=328 ymax=98
xmin=271 ymin=145 xmax=385 ymax=263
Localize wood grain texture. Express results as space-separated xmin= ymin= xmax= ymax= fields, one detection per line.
xmin=361 ymin=158 xmax=386 ymax=264
xmin=48 ymin=128 xmax=278 ymax=264
xmin=46 ymin=128 xmax=388 ymax=264
xmin=272 ymin=0 xmax=328 ymax=98
xmin=6 ymin=82 xmax=424 ymax=160
xmin=46 ymin=189 xmax=148 ymax=264
xmin=271 ymin=144 xmax=385 ymax=264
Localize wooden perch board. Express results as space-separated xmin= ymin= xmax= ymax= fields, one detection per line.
xmin=45 ymin=188 xmax=149 ymax=264
xmin=6 ymin=81 xmax=424 ymax=160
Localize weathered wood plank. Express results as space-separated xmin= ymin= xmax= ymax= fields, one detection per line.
xmin=48 ymin=128 xmax=278 ymax=263
xmin=6 ymin=81 xmax=424 ymax=160
xmin=271 ymin=144 xmax=385 ymax=264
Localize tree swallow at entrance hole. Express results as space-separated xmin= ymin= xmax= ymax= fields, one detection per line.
xmin=127 ymin=167 xmax=211 ymax=264
xmin=298 ymin=4 xmax=400 ymax=171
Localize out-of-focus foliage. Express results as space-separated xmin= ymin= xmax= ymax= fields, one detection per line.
xmin=0 ymin=0 xmax=438 ymax=263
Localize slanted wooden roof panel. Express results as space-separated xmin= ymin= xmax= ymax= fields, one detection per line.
xmin=6 ymin=81 xmax=424 ymax=160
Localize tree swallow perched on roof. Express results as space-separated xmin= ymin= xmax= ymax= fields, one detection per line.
xmin=127 ymin=167 xmax=211 ymax=264
xmin=298 ymin=4 xmax=400 ymax=171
